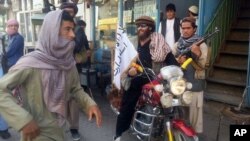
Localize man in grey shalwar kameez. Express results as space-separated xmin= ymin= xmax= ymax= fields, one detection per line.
xmin=0 ymin=10 xmax=102 ymax=141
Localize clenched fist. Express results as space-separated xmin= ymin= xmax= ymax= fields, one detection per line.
xmin=128 ymin=67 xmax=138 ymax=76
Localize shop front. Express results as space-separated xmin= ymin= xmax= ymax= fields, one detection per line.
xmin=95 ymin=0 xmax=157 ymax=49
xmin=14 ymin=0 xmax=87 ymax=53
xmin=123 ymin=0 xmax=157 ymax=36
xmin=95 ymin=0 xmax=118 ymax=50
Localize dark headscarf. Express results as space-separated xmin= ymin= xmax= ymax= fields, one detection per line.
xmin=177 ymin=34 xmax=200 ymax=51
xmin=60 ymin=2 xmax=78 ymax=16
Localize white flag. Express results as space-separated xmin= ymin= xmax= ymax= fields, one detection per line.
xmin=113 ymin=26 xmax=138 ymax=89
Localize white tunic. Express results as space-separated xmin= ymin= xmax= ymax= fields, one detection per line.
xmin=165 ymin=19 xmax=175 ymax=50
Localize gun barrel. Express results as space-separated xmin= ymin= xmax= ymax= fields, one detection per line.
xmin=196 ymin=38 xmax=205 ymax=46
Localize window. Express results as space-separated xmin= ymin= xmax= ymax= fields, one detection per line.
xmin=18 ymin=12 xmax=33 ymax=44
xmin=0 ymin=15 xmax=7 ymax=32
xmin=18 ymin=0 xmax=43 ymax=47
xmin=97 ymin=0 xmax=118 ymax=49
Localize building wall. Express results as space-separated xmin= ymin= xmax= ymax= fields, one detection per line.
xmin=201 ymin=0 xmax=221 ymax=32
xmin=159 ymin=0 xmax=222 ymax=34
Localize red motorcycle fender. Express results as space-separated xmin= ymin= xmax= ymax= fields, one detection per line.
xmin=172 ymin=119 xmax=196 ymax=137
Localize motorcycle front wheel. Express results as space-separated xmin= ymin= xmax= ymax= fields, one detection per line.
xmin=163 ymin=130 xmax=198 ymax=141
xmin=173 ymin=130 xmax=198 ymax=141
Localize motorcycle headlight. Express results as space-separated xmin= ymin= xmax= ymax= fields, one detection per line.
xmin=186 ymin=82 xmax=193 ymax=90
xmin=170 ymin=78 xmax=186 ymax=95
xmin=160 ymin=65 xmax=183 ymax=81
xmin=182 ymin=91 xmax=193 ymax=105
xmin=160 ymin=92 xmax=173 ymax=108
xmin=154 ymin=84 xmax=164 ymax=92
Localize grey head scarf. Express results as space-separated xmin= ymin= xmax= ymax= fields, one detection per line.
xmin=177 ymin=34 xmax=201 ymax=52
xmin=10 ymin=10 xmax=75 ymax=126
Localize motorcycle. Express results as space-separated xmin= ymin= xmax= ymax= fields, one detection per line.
xmin=109 ymin=62 xmax=198 ymax=141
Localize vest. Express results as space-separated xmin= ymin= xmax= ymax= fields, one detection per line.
xmin=160 ymin=18 xmax=181 ymax=42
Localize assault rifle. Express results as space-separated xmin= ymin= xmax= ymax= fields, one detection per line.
xmin=177 ymin=27 xmax=220 ymax=57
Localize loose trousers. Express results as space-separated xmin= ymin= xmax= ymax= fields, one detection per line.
xmin=189 ymin=91 xmax=203 ymax=133
xmin=67 ymin=99 xmax=80 ymax=130
xmin=115 ymin=76 xmax=149 ymax=137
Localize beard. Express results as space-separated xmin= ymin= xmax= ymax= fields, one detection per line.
xmin=137 ymin=29 xmax=151 ymax=41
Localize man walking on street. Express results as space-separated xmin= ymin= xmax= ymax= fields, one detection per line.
xmin=0 ymin=10 xmax=102 ymax=141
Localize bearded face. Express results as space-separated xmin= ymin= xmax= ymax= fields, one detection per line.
xmin=137 ymin=24 xmax=152 ymax=41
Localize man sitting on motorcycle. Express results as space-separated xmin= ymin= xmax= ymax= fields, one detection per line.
xmin=172 ymin=17 xmax=208 ymax=134
xmin=113 ymin=15 xmax=179 ymax=141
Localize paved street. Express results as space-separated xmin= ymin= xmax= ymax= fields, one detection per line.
xmin=0 ymin=88 xmax=233 ymax=141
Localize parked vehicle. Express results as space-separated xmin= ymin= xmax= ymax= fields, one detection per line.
xmin=111 ymin=64 xmax=199 ymax=141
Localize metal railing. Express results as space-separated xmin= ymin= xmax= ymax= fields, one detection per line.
xmin=204 ymin=0 xmax=241 ymax=67
xmin=247 ymin=33 xmax=250 ymax=106
xmin=205 ymin=0 xmax=250 ymax=106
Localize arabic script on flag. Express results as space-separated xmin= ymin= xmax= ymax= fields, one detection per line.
xmin=113 ymin=26 xmax=138 ymax=89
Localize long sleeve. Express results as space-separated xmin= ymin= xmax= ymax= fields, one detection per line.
xmin=70 ymin=67 xmax=96 ymax=113
xmin=6 ymin=34 xmax=24 ymax=58
xmin=0 ymin=69 xmax=33 ymax=131
xmin=197 ymin=43 xmax=208 ymax=68
xmin=6 ymin=34 xmax=24 ymax=67
xmin=184 ymin=65 xmax=205 ymax=91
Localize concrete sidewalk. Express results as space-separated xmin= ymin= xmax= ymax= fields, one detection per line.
xmin=0 ymin=90 xmax=234 ymax=141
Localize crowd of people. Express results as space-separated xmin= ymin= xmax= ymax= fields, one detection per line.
xmin=0 ymin=1 xmax=205 ymax=141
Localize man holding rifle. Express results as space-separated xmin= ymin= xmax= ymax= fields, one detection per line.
xmin=172 ymin=17 xmax=208 ymax=134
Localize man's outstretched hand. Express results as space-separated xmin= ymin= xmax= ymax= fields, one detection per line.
xmin=88 ymin=105 xmax=102 ymax=127
xmin=21 ymin=120 xmax=40 ymax=141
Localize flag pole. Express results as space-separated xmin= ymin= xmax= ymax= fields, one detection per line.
xmin=111 ymin=45 xmax=114 ymax=90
